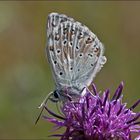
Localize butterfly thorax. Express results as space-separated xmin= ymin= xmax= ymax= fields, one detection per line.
xmin=50 ymin=86 xmax=81 ymax=102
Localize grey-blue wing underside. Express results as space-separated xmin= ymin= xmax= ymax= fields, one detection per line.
xmin=46 ymin=13 xmax=106 ymax=91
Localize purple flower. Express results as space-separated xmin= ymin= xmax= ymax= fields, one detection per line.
xmin=44 ymin=82 xmax=140 ymax=140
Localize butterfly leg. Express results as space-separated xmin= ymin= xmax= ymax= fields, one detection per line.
xmin=56 ymin=101 xmax=64 ymax=116
xmin=35 ymin=92 xmax=53 ymax=125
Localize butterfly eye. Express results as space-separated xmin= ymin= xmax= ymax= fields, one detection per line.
xmin=91 ymin=64 xmax=94 ymax=67
xmin=53 ymin=90 xmax=59 ymax=98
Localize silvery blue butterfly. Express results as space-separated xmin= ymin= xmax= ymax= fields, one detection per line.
xmin=35 ymin=13 xmax=107 ymax=124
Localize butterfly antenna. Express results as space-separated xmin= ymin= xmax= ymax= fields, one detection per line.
xmin=35 ymin=92 xmax=53 ymax=125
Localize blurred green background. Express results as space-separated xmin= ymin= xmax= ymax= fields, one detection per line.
xmin=0 ymin=1 xmax=140 ymax=139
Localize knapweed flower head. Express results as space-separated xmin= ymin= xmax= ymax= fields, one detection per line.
xmin=44 ymin=82 xmax=140 ymax=140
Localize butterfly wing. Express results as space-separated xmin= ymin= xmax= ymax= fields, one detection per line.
xmin=47 ymin=13 xmax=75 ymax=88
xmin=46 ymin=13 xmax=106 ymax=91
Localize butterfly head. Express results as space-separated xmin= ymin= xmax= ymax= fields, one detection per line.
xmin=48 ymin=90 xmax=61 ymax=102
xmin=49 ymin=87 xmax=81 ymax=103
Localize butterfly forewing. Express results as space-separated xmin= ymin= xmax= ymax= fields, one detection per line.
xmin=47 ymin=13 xmax=106 ymax=92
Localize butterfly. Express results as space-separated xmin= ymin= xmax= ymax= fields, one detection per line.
xmin=35 ymin=12 xmax=107 ymax=124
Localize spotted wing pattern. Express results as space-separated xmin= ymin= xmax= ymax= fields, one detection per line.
xmin=46 ymin=13 xmax=106 ymax=91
